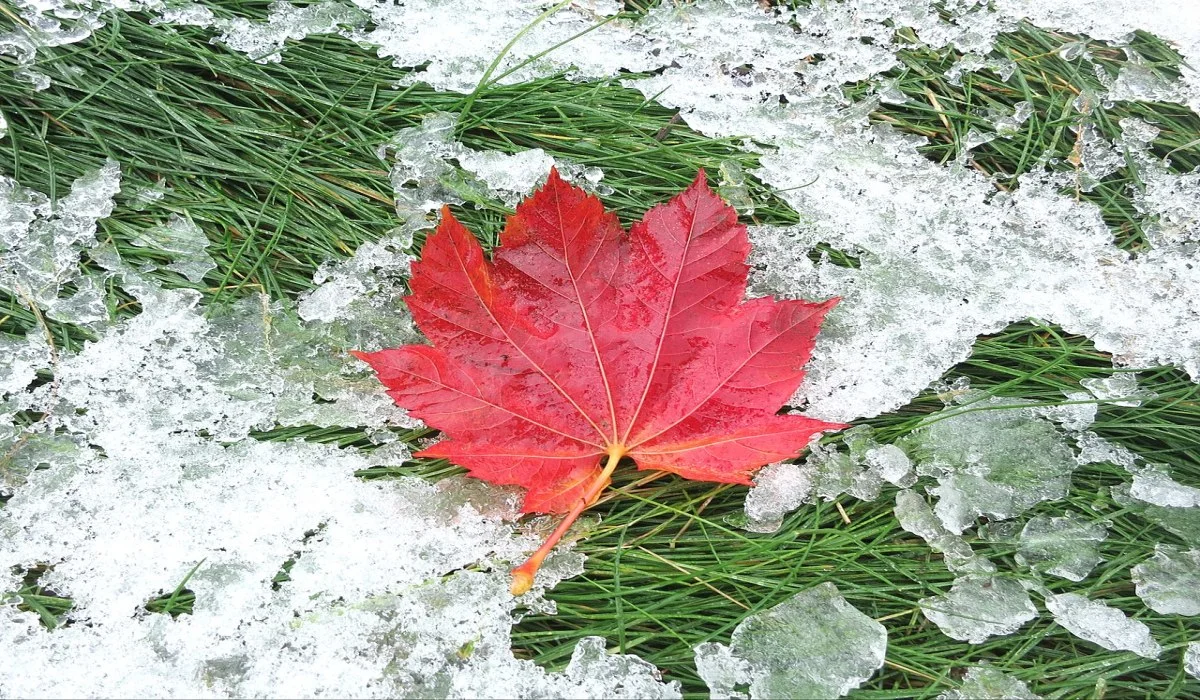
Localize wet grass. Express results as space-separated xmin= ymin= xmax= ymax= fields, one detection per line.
xmin=1 ymin=4 xmax=1199 ymax=698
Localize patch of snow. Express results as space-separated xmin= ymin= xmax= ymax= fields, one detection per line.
xmin=1016 ymin=512 xmax=1107 ymax=582
xmin=212 ymin=1 xmax=367 ymax=63
xmin=920 ymin=576 xmax=1038 ymax=643
xmin=1131 ymin=545 xmax=1200 ymax=615
xmin=1044 ymin=592 xmax=1163 ymax=659
xmin=694 ymin=582 xmax=886 ymax=699
xmin=937 ymin=665 xmax=1039 ymax=700
xmin=350 ymin=0 xmax=660 ymax=93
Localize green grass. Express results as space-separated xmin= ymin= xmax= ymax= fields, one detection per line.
xmin=2 ymin=4 xmax=1200 ymax=698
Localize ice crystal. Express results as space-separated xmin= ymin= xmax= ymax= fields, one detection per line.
xmin=894 ymin=490 xmax=995 ymax=575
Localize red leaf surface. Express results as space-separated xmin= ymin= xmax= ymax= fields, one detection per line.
xmin=354 ymin=169 xmax=846 ymax=593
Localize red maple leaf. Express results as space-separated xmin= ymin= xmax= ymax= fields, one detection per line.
xmin=354 ymin=169 xmax=846 ymax=594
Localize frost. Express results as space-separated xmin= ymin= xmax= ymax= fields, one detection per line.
xmin=1 ymin=160 xmax=121 ymax=309
xmin=920 ymin=576 xmax=1038 ymax=643
xmin=938 ymin=666 xmax=1039 ymax=700
xmin=1131 ymin=545 xmax=1200 ymax=615
xmin=894 ymin=490 xmax=995 ymax=574
xmin=129 ymin=213 xmax=216 ymax=283
xmin=901 ymin=398 xmax=1079 ymax=534
xmin=213 ymin=1 xmax=367 ymax=63
xmin=1044 ymin=592 xmax=1163 ymax=659
xmin=694 ymin=583 xmax=886 ymax=699
xmin=742 ymin=462 xmax=814 ymax=534
xmin=1016 ymin=512 xmax=1107 ymax=581
xmin=351 ymin=0 xmax=660 ymax=93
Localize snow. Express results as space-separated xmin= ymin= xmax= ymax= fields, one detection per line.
xmin=1016 ymin=512 xmax=1107 ymax=582
xmin=694 ymin=582 xmax=886 ymax=699
xmin=1131 ymin=545 xmax=1200 ymax=616
xmin=0 ymin=164 xmax=680 ymax=698
xmin=919 ymin=576 xmax=1038 ymax=644
xmin=937 ymin=666 xmax=1039 ymax=700
xmin=1044 ymin=592 xmax=1163 ymax=659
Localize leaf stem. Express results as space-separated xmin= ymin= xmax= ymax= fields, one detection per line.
xmin=510 ymin=446 xmax=624 ymax=595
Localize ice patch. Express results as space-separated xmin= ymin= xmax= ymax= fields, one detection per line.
xmin=1 ymin=160 xmax=121 ymax=310
xmin=1186 ymin=642 xmax=1200 ymax=680
xmin=901 ymin=397 xmax=1079 ymax=534
xmin=1131 ymin=545 xmax=1200 ymax=615
xmin=894 ymin=490 xmax=995 ymax=575
xmin=1044 ymin=592 xmax=1163 ymax=659
xmin=920 ymin=576 xmax=1038 ymax=643
xmin=742 ymin=461 xmax=814 ymax=534
xmin=937 ymin=665 xmax=1039 ymax=700
xmin=128 ymin=213 xmax=217 ymax=283
xmin=1129 ymin=464 xmax=1200 ymax=508
xmin=694 ymin=582 xmax=886 ymax=699
xmin=1081 ymin=373 xmax=1153 ymax=408
xmin=1016 ymin=512 xmax=1107 ymax=582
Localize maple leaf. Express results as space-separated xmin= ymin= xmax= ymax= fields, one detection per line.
xmin=354 ymin=169 xmax=847 ymax=594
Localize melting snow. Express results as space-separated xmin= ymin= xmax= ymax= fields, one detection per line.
xmin=694 ymin=582 xmax=886 ymax=699
xmin=937 ymin=665 xmax=1039 ymax=700
xmin=894 ymin=490 xmax=995 ymax=575
xmin=1015 ymin=512 xmax=1107 ymax=582
xmin=901 ymin=396 xmax=1080 ymax=535
xmin=919 ymin=576 xmax=1038 ymax=643
xmin=1044 ymin=592 xmax=1163 ymax=659
xmin=1131 ymin=545 xmax=1200 ymax=616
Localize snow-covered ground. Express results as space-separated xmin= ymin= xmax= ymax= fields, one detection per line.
xmin=3 ymin=0 xmax=1200 ymax=697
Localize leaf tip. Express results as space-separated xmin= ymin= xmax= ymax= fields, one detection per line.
xmin=510 ymin=568 xmax=535 ymax=596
